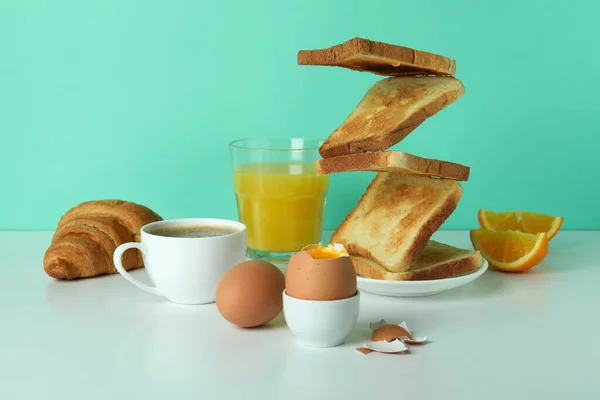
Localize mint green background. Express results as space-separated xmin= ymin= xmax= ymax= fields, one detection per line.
xmin=1 ymin=0 xmax=598 ymax=231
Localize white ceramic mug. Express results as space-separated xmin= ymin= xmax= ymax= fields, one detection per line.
xmin=113 ymin=218 xmax=246 ymax=305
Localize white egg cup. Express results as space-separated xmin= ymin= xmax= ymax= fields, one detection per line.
xmin=282 ymin=290 xmax=360 ymax=348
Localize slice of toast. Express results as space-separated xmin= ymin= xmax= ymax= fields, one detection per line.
xmin=351 ymin=241 xmax=483 ymax=281
xmin=297 ymin=37 xmax=456 ymax=76
xmin=315 ymin=151 xmax=470 ymax=181
xmin=331 ymin=173 xmax=463 ymax=273
xmin=319 ymin=76 xmax=464 ymax=158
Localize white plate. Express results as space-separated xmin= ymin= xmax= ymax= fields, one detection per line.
xmin=357 ymin=261 xmax=488 ymax=297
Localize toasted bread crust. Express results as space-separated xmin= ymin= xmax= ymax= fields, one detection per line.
xmin=319 ymin=77 xmax=465 ymax=158
xmin=320 ymin=123 xmax=423 ymax=159
xmin=297 ymin=37 xmax=456 ymax=76
xmin=315 ymin=151 xmax=470 ymax=181
xmin=331 ymin=173 xmax=463 ymax=272
xmin=400 ymin=184 xmax=463 ymax=268
xmin=350 ymin=242 xmax=483 ymax=280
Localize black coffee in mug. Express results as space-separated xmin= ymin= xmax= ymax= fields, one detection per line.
xmin=148 ymin=225 xmax=239 ymax=238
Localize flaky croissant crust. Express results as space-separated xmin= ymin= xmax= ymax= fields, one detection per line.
xmin=44 ymin=200 xmax=162 ymax=280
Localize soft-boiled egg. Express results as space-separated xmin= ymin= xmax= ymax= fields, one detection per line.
xmin=285 ymin=243 xmax=357 ymax=301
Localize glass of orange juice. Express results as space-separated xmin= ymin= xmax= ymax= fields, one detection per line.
xmin=229 ymin=138 xmax=330 ymax=262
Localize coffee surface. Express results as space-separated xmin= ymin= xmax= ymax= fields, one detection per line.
xmin=148 ymin=225 xmax=238 ymax=238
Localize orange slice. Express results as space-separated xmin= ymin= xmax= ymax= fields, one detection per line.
xmin=470 ymin=229 xmax=549 ymax=272
xmin=478 ymin=210 xmax=563 ymax=240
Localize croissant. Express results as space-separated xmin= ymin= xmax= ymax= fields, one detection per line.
xmin=44 ymin=200 xmax=162 ymax=280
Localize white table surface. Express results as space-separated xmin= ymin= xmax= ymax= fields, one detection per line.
xmin=1 ymin=230 xmax=599 ymax=400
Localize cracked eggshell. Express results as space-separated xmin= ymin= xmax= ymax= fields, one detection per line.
xmin=371 ymin=324 xmax=413 ymax=342
xmin=285 ymin=250 xmax=357 ymax=301
xmin=370 ymin=320 xmax=427 ymax=344
xmin=364 ymin=340 xmax=409 ymax=353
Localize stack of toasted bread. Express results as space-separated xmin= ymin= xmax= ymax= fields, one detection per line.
xmin=298 ymin=38 xmax=483 ymax=280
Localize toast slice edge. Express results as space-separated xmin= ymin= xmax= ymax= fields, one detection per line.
xmin=297 ymin=37 xmax=456 ymax=76
xmin=351 ymin=241 xmax=483 ymax=280
xmin=315 ymin=151 xmax=470 ymax=181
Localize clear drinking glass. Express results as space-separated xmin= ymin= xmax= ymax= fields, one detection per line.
xmin=229 ymin=138 xmax=330 ymax=263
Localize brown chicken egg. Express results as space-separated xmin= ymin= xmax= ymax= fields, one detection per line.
xmin=286 ymin=243 xmax=357 ymax=301
xmin=216 ymin=260 xmax=285 ymax=328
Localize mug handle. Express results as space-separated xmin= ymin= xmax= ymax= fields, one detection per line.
xmin=113 ymin=242 xmax=163 ymax=297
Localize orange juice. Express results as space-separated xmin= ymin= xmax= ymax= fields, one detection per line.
xmin=233 ymin=162 xmax=330 ymax=252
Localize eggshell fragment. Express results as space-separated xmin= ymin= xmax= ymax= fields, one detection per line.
xmin=371 ymin=324 xmax=413 ymax=342
xmin=355 ymin=347 xmax=373 ymax=355
xmin=369 ymin=319 xmax=427 ymax=344
xmin=216 ymin=260 xmax=285 ymax=328
xmin=357 ymin=320 xmax=428 ymax=355
xmin=364 ymin=340 xmax=409 ymax=353
xmin=397 ymin=321 xmax=427 ymax=344
xmin=369 ymin=319 xmax=391 ymax=331
xmin=286 ymin=250 xmax=357 ymax=301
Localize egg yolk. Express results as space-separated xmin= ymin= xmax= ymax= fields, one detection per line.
xmin=305 ymin=243 xmax=349 ymax=259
